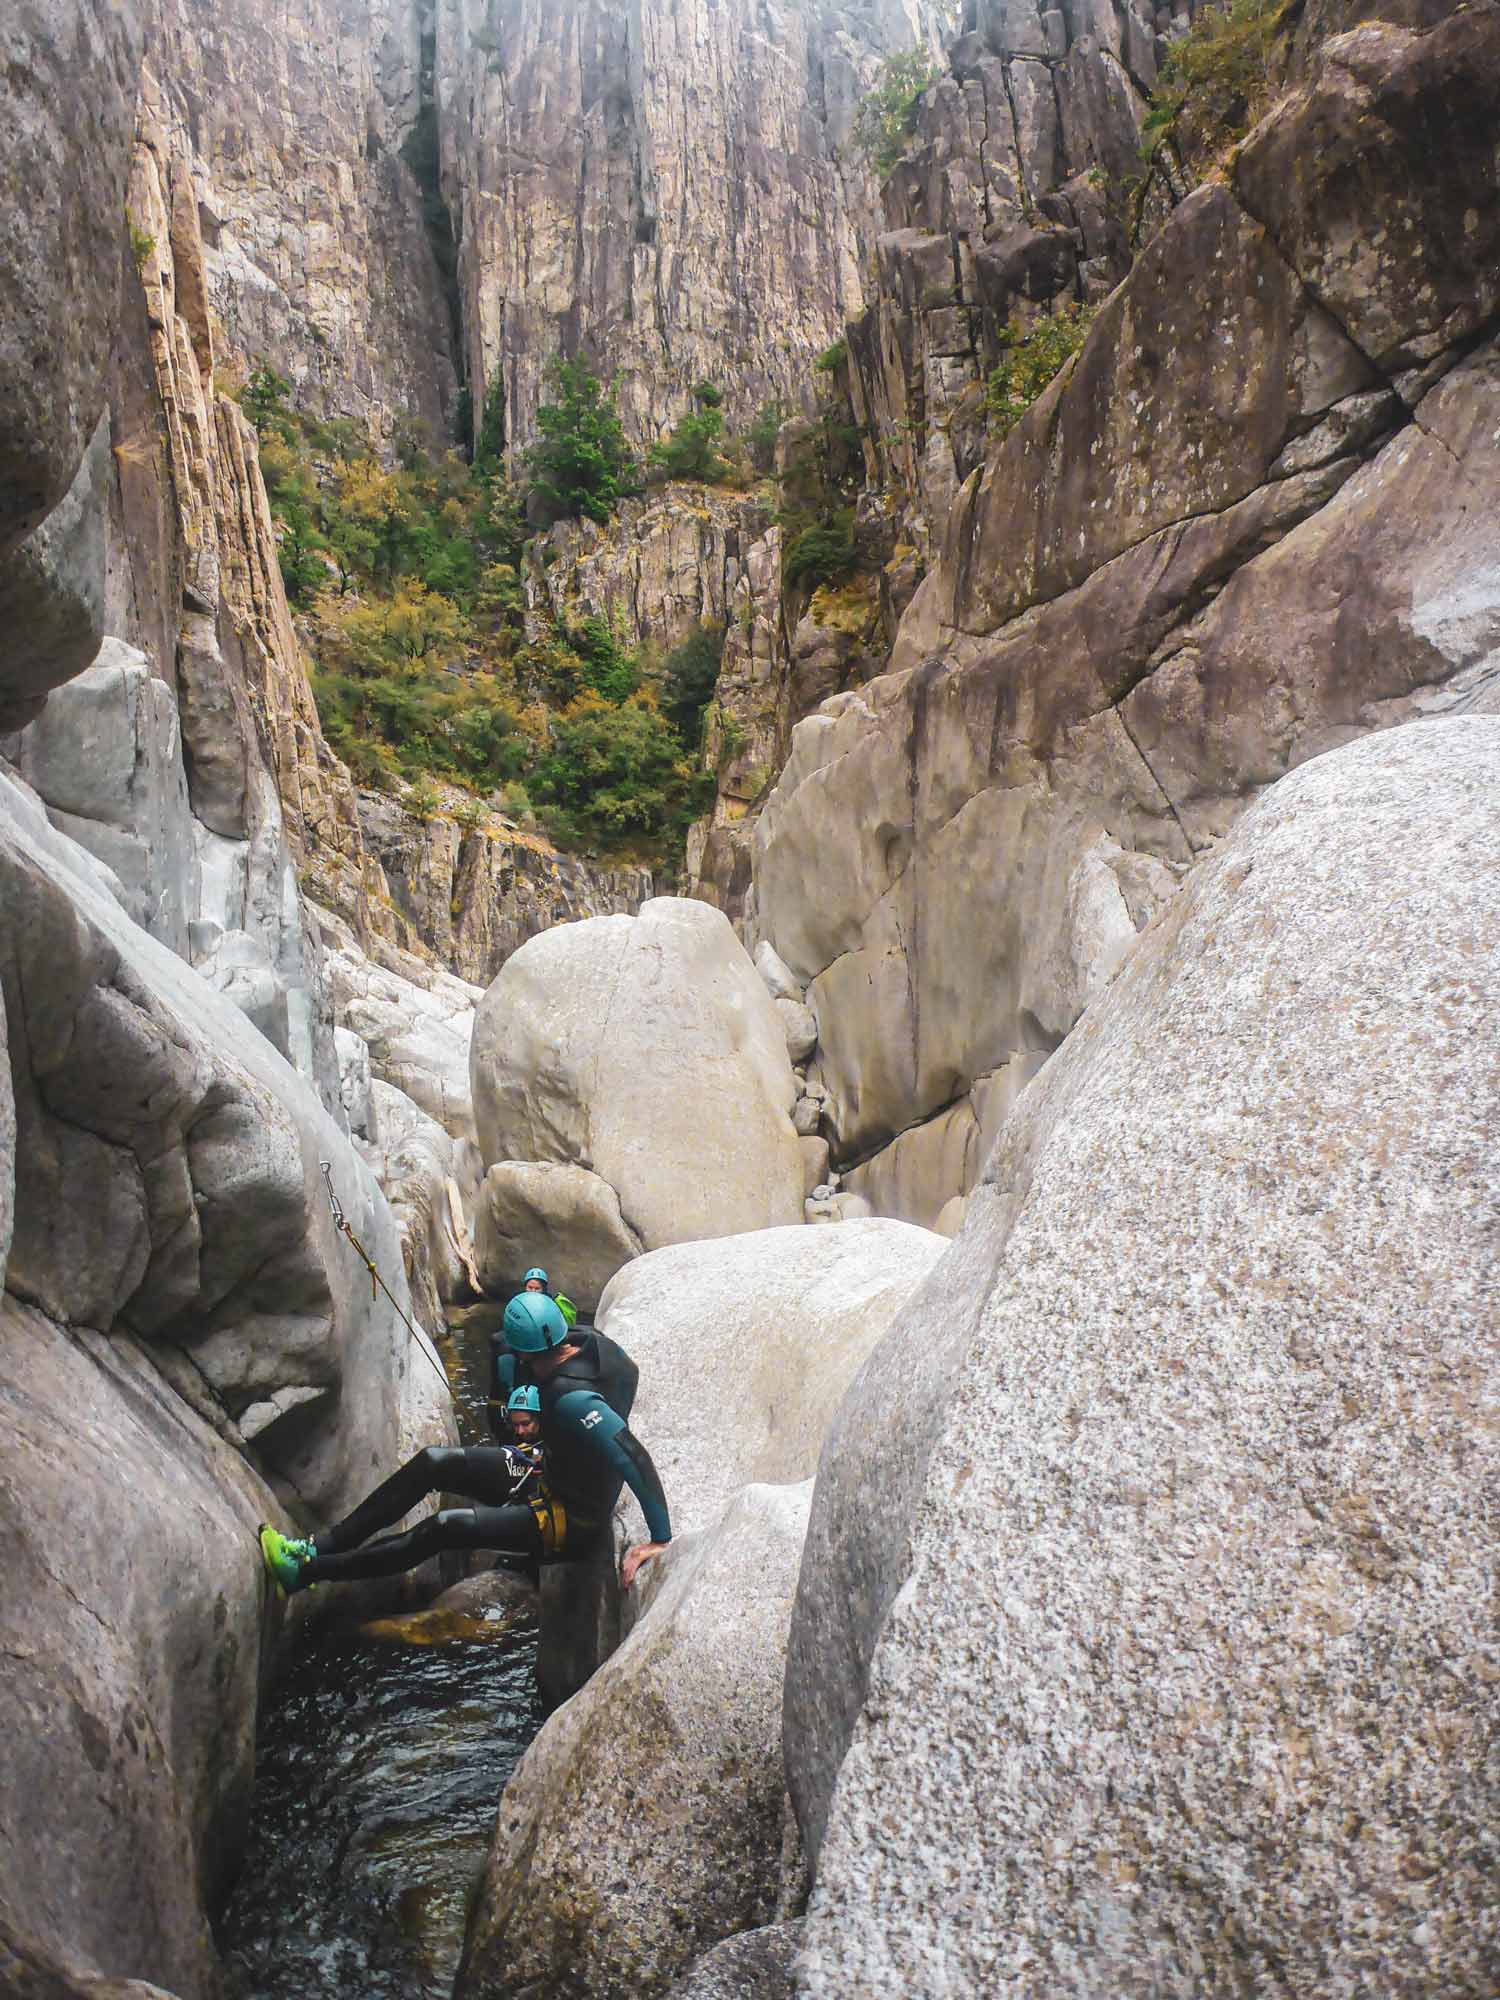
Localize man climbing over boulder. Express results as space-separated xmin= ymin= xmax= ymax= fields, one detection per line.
xmin=259 ymin=1293 xmax=671 ymax=1596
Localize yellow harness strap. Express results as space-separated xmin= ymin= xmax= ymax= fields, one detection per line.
xmin=529 ymin=1487 xmax=567 ymax=1556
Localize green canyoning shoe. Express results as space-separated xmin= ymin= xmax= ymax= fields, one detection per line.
xmin=258 ymin=1524 xmax=316 ymax=1597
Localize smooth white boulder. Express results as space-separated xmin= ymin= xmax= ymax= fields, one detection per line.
xmin=471 ymin=897 xmax=803 ymax=1255
xmin=474 ymin=1158 xmax=642 ymax=1313
xmin=597 ymin=1218 xmax=947 ymax=1537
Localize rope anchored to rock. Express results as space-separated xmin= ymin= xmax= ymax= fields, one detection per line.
xmin=319 ymin=1160 xmax=452 ymax=1391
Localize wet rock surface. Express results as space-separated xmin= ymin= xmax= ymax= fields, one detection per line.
xmin=789 ymin=720 xmax=1500 ymax=1996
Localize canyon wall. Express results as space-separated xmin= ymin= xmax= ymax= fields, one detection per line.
xmin=143 ymin=0 xmax=460 ymax=443
xmin=692 ymin=0 xmax=1500 ymax=1232
xmin=434 ymin=0 xmax=943 ymax=451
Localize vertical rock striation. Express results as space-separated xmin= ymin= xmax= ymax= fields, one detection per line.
xmin=144 ymin=0 xmax=460 ymax=441
xmin=434 ymin=0 xmax=943 ymax=452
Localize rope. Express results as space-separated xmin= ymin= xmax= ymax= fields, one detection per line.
xmin=320 ymin=1160 xmax=453 ymax=1392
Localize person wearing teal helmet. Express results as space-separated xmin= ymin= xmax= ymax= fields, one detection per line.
xmin=519 ymin=1266 xmax=579 ymax=1329
xmin=260 ymin=1290 xmax=671 ymax=1596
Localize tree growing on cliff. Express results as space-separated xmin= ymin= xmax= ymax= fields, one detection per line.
xmin=526 ymin=356 xmax=637 ymax=525
xmin=648 ymin=382 xmax=731 ymax=483
xmin=854 ymin=48 xmax=941 ymax=179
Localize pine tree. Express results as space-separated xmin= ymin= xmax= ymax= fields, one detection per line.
xmin=526 ymin=356 xmax=636 ymax=525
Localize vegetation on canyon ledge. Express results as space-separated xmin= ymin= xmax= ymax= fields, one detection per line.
xmin=243 ymin=361 xmax=722 ymax=862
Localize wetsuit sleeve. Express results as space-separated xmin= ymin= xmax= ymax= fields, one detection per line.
xmin=551 ymin=1388 xmax=672 ymax=1543
xmin=487 ymin=1346 xmax=518 ymax=1445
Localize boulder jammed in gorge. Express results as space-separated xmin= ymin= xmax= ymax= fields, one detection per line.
xmin=471 ymin=899 xmax=804 ymax=1296
xmin=743 ymin=3 xmax=1500 ymax=1227
xmin=459 ymin=1483 xmax=813 ymax=2000
xmin=786 ymin=720 xmax=1500 ymax=1997
xmin=597 ymin=1219 xmax=948 ymax=1536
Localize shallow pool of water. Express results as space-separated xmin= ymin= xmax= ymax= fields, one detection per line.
xmin=220 ymin=1302 xmax=540 ymax=1998
xmin=217 ymin=1611 xmax=541 ymax=2000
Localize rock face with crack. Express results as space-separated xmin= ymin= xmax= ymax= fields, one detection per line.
xmin=471 ymin=898 xmax=805 ymax=1292
xmin=458 ymin=1483 xmax=813 ymax=2000
xmin=0 ymin=0 xmax=144 ymax=730
xmin=786 ymin=719 xmax=1500 ymax=1996
xmin=742 ymin=4 xmax=1500 ymax=1226
xmin=437 ymin=0 xmax=944 ymax=449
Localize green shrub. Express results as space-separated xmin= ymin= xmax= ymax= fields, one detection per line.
xmin=744 ymin=398 xmax=785 ymax=474
xmin=853 ymin=47 xmax=941 ymax=179
xmin=531 ymin=692 xmax=712 ymax=850
xmin=814 ymin=339 xmax=847 ymax=375
xmin=784 ymin=515 xmax=855 ymax=589
xmin=495 ymin=781 xmax=535 ymax=820
xmin=239 ymin=364 xmax=297 ymax=443
xmin=567 ymin=614 xmax=641 ymax=703
xmin=526 ymin=355 xmax=637 ymax=525
xmin=473 ymin=370 xmax=507 ymax=474
xmin=648 ymin=387 xmax=731 ymax=483
xmin=1140 ymin=0 xmax=1286 ymax=179
xmin=985 ymin=304 xmax=1097 ymax=438
xmin=660 ymin=624 xmax=725 ymax=746
xmin=126 ymin=214 xmax=155 ymax=275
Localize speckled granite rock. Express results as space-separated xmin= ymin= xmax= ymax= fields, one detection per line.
xmin=790 ymin=718 xmax=1500 ymax=1997
xmin=666 ymin=1923 xmax=803 ymax=2000
xmin=459 ymin=1483 xmax=813 ymax=2000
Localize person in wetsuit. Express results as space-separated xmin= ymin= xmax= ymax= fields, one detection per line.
xmin=520 ymin=1264 xmax=578 ymax=1330
xmin=257 ymin=1293 xmax=670 ymax=1595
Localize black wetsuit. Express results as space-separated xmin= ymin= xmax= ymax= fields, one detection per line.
xmin=302 ymin=1330 xmax=669 ymax=1586
xmin=492 ymin=1327 xmax=671 ymax=1545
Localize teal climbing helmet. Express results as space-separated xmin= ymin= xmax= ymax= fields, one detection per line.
xmin=523 ymin=1266 xmax=549 ymax=1286
xmin=503 ymin=1291 xmax=569 ymax=1353
xmin=506 ymin=1384 xmax=541 ymax=1415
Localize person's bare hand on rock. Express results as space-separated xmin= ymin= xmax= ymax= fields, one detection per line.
xmin=622 ymin=1541 xmax=668 ymax=1589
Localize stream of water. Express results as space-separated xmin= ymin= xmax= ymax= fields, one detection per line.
xmin=219 ymin=1305 xmax=537 ymax=1999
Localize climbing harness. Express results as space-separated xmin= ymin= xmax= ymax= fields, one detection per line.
xmin=319 ymin=1160 xmax=451 ymax=1391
